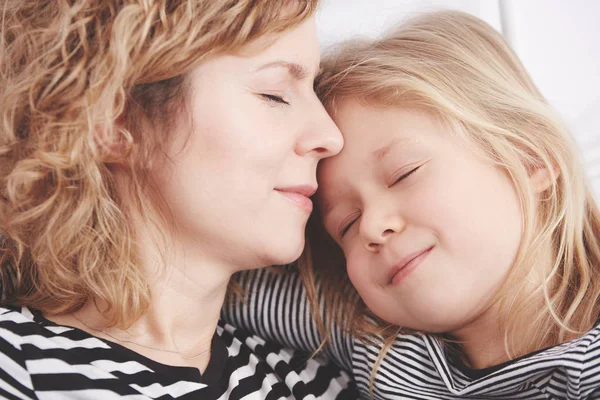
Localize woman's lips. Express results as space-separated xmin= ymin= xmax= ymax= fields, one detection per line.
xmin=388 ymin=246 xmax=434 ymax=286
xmin=274 ymin=185 xmax=316 ymax=213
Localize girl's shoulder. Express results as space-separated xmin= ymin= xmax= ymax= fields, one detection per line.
xmin=568 ymin=319 xmax=600 ymax=357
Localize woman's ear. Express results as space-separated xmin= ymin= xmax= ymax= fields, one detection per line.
xmin=93 ymin=124 xmax=130 ymax=163
xmin=529 ymin=166 xmax=560 ymax=194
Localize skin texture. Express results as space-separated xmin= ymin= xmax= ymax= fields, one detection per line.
xmin=155 ymin=16 xmax=343 ymax=273
xmin=50 ymin=16 xmax=343 ymax=373
xmin=318 ymin=100 xmax=528 ymax=368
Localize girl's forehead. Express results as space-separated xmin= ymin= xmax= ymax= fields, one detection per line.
xmin=332 ymin=103 xmax=442 ymax=158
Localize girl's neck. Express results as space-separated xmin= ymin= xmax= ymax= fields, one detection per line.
xmin=449 ymin=302 xmax=510 ymax=369
xmin=451 ymin=241 xmax=555 ymax=369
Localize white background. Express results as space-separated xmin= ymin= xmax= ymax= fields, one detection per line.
xmin=316 ymin=0 xmax=600 ymax=199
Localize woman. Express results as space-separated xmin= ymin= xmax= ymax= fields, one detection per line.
xmin=0 ymin=0 xmax=357 ymax=398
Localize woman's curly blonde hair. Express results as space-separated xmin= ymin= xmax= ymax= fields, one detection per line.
xmin=0 ymin=0 xmax=318 ymax=328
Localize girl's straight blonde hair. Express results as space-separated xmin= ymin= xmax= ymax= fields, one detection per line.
xmin=0 ymin=0 xmax=317 ymax=329
xmin=303 ymin=10 xmax=600 ymax=366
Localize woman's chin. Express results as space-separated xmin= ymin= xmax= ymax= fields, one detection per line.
xmin=263 ymin=239 xmax=305 ymax=267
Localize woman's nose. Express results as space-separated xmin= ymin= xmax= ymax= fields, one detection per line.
xmin=295 ymin=102 xmax=343 ymax=158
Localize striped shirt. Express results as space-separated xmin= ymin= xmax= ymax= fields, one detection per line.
xmin=222 ymin=268 xmax=600 ymax=400
xmin=0 ymin=305 xmax=358 ymax=399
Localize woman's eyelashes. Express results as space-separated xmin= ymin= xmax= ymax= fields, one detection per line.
xmin=260 ymin=93 xmax=290 ymax=105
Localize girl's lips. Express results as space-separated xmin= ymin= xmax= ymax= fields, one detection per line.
xmin=388 ymin=246 xmax=434 ymax=286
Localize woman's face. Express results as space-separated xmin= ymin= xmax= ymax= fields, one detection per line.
xmin=154 ymin=16 xmax=342 ymax=271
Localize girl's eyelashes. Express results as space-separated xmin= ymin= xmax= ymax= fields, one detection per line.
xmin=260 ymin=93 xmax=290 ymax=105
xmin=337 ymin=165 xmax=422 ymax=239
xmin=389 ymin=165 xmax=421 ymax=187
xmin=339 ymin=212 xmax=360 ymax=239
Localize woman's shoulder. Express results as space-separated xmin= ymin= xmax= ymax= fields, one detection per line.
xmin=0 ymin=305 xmax=46 ymax=399
xmin=0 ymin=304 xmax=112 ymax=360
xmin=0 ymin=305 xmax=44 ymax=344
xmin=0 ymin=307 xmax=358 ymax=399
xmin=0 ymin=305 xmax=82 ymax=337
xmin=1 ymin=304 xmax=36 ymax=322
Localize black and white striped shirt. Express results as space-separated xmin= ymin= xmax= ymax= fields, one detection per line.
xmin=223 ymin=268 xmax=600 ymax=400
xmin=0 ymin=305 xmax=357 ymax=399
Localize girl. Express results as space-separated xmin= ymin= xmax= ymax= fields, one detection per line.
xmin=0 ymin=0 xmax=358 ymax=399
xmin=224 ymin=10 xmax=600 ymax=399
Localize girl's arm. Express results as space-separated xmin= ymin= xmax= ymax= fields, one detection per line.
xmin=221 ymin=266 xmax=354 ymax=372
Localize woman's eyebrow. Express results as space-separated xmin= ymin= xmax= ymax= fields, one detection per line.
xmin=253 ymin=60 xmax=318 ymax=81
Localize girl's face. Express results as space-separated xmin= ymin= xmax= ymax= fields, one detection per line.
xmin=317 ymin=100 xmax=523 ymax=334
xmin=154 ymin=16 xmax=342 ymax=271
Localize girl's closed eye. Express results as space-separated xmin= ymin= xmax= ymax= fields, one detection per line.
xmin=339 ymin=211 xmax=361 ymax=239
xmin=260 ymin=93 xmax=290 ymax=105
xmin=388 ymin=164 xmax=421 ymax=187
xmin=337 ymin=165 xmax=423 ymax=240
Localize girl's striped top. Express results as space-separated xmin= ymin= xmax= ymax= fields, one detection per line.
xmin=0 ymin=305 xmax=357 ymax=399
xmin=222 ymin=268 xmax=600 ymax=400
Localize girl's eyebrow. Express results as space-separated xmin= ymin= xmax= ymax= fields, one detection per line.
xmin=322 ymin=202 xmax=333 ymax=215
xmin=372 ymin=137 xmax=413 ymax=161
xmin=320 ymin=196 xmax=343 ymax=220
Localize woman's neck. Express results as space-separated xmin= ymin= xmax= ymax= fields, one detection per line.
xmin=52 ymin=224 xmax=236 ymax=372
xmin=137 ymin=233 xmax=233 ymax=349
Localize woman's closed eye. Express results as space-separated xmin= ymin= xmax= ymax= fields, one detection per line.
xmin=260 ymin=93 xmax=290 ymax=105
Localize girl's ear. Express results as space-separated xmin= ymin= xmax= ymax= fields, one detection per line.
xmin=529 ymin=166 xmax=560 ymax=194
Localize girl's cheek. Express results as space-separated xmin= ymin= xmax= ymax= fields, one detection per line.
xmin=346 ymin=263 xmax=361 ymax=290
xmin=346 ymin=253 xmax=365 ymax=284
